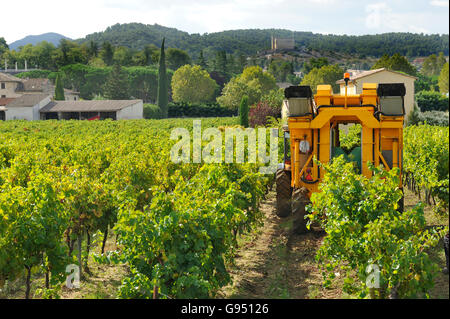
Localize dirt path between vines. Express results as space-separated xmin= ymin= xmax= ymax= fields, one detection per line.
xmin=217 ymin=191 xmax=344 ymax=299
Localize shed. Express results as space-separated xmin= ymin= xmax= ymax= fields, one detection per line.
xmin=4 ymin=93 xmax=51 ymax=120
xmin=39 ymin=99 xmax=143 ymax=120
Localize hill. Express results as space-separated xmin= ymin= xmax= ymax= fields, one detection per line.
xmin=78 ymin=23 xmax=449 ymax=58
xmin=9 ymin=32 xmax=71 ymax=50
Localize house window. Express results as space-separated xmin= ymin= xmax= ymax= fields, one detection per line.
xmin=1 ymin=95 xmax=5 ymax=98
xmin=1 ymin=83 xmax=5 ymax=89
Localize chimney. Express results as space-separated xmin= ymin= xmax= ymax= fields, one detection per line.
xmin=15 ymin=62 xmax=18 ymax=71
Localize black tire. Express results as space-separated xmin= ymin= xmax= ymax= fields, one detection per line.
xmin=291 ymin=187 xmax=310 ymax=234
xmin=276 ymin=169 xmax=292 ymax=217
xmin=397 ymin=189 xmax=404 ymax=213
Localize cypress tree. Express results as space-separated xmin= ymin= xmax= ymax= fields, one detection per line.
xmin=157 ymin=38 xmax=169 ymax=118
xmin=239 ymin=95 xmax=249 ymax=127
xmin=54 ymin=73 xmax=65 ymax=100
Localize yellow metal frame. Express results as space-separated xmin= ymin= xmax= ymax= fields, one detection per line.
xmin=287 ymin=83 xmax=403 ymax=197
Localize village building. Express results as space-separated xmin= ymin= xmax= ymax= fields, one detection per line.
xmin=0 ymin=73 xmax=24 ymax=98
xmin=271 ymin=37 xmax=295 ymax=51
xmin=336 ymin=68 xmax=417 ymax=116
xmin=19 ymin=78 xmax=79 ymax=101
xmin=0 ymin=73 xmax=80 ymax=101
xmin=0 ymin=72 xmax=143 ymax=121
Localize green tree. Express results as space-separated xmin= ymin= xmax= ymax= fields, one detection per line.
xmin=127 ymin=66 xmax=158 ymax=103
xmin=438 ymin=62 xmax=449 ymax=94
xmin=240 ymin=65 xmax=277 ymax=92
xmin=166 ymin=48 xmax=191 ymax=70
xmin=301 ymin=64 xmax=343 ymax=93
xmin=214 ymin=51 xmax=228 ymax=77
xmin=303 ymin=57 xmax=329 ymax=73
xmin=142 ymin=44 xmax=158 ymax=65
xmin=58 ymin=39 xmax=71 ymax=66
xmin=157 ymin=38 xmax=169 ymax=118
xmin=239 ymin=95 xmax=249 ymax=127
xmin=415 ymin=90 xmax=449 ymax=112
xmin=113 ymin=46 xmax=133 ymax=66
xmin=415 ymin=74 xmax=439 ymax=93
xmin=372 ymin=53 xmax=417 ymax=76
xmin=217 ymin=77 xmax=261 ymax=110
xmin=197 ymin=50 xmax=208 ymax=70
xmin=103 ymin=64 xmax=130 ymax=99
xmin=237 ymin=54 xmax=247 ymax=73
xmin=437 ymin=52 xmax=447 ymax=71
xmin=171 ymin=65 xmax=217 ymax=103
xmin=217 ymin=66 xmax=277 ymax=110
xmin=88 ymin=41 xmax=98 ymax=58
xmin=0 ymin=37 xmax=8 ymax=55
xmin=268 ymin=59 xmax=293 ymax=82
xmin=101 ymin=42 xmax=114 ymax=66
xmin=422 ymin=52 xmax=447 ymax=77
xmin=33 ymin=41 xmax=57 ymax=70
xmin=261 ymin=88 xmax=285 ymax=109
xmin=54 ymin=73 xmax=65 ymax=101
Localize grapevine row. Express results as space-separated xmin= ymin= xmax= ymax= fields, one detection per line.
xmin=0 ymin=118 xmax=270 ymax=298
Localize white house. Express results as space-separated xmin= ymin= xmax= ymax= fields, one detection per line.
xmin=336 ymin=68 xmax=417 ymax=117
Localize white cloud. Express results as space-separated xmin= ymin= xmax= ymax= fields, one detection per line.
xmin=430 ymin=0 xmax=449 ymax=7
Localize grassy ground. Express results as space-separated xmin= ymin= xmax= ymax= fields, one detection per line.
xmin=1 ymin=188 xmax=447 ymax=299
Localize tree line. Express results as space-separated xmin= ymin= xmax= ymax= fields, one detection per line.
xmin=77 ymin=23 xmax=449 ymax=58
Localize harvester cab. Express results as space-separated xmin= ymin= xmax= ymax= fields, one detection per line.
xmin=276 ymin=74 xmax=406 ymax=234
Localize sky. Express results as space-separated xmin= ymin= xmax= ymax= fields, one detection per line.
xmin=1 ymin=0 xmax=449 ymax=44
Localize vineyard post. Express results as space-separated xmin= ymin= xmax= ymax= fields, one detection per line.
xmin=77 ymin=235 xmax=82 ymax=280
xmin=25 ymin=265 xmax=32 ymax=299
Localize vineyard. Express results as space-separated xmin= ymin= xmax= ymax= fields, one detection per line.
xmin=0 ymin=119 xmax=448 ymax=299
xmin=404 ymin=125 xmax=449 ymax=214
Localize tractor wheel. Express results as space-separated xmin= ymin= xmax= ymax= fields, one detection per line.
xmin=397 ymin=188 xmax=404 ymax=213
xmin=291 ymin=187 xmax=310 ymax=234
xmin=276 ymin=169 xmax=292 ymax=218
xmin=398 ymin=195 xmax=404 ymax=213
